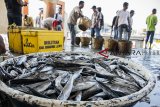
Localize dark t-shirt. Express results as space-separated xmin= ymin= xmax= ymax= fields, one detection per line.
xmin=4 ymin=0 xmax=22 ymax=15
xmin=112 ymin=16 xmax=117 ymax=28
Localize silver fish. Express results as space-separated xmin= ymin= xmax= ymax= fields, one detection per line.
xmin=103 ymin=82 xmax=136 ymax=94
xmin=75 ymin=91 xmax=82 ymax=101
xmin=16 ymin=67 xmax=37 ymax=79
xmin=27 ymin=58 xmax=38 ymax=68
xmin=129 ymin=73 xmax=147 ymax=88
xmin=55 ymin=72 xmax=68 ymax=91
xmin=119 ymin=64 xmax=147 ymax=81
xmin=111 ymin=78 xmax=140 ymax=91
xmin=72 ymin=81 xmax=96 ymax=92
xmin=40 ymin=66 xmax=54 ymax=73
xmin=94 ymin=63 xmax=116 ymax=77
xmin=115 ymin=68 xmax=135 ymax=82
xmin=89 ymin=96 xmax=103 ymax=101
xmin=82 ymin=66 xmax=117 ymax=79
xmin=109 ymin=60 xmax=118 ymax=65
xmin=23 ymin=62 xmax=30 ymax=69
xmin=93 ymin=58 xmax=111 ymax=72
xmin=95 ymin=79 xmax=119 ymax=98
xmin=43 ymin=89 xmax=56 ymax=96
xmin=61 ymin=74 xmax=70 ymax=85
xmin=16 ymin=56 xmax=27 ymax=66
xmin=27 ymin=80 xmax=51 ymax=93
xmin=57 ymin=69 xmax=83 ymax=100
xmin=26 ymin=86 xmax=49 ymax=98
xmin=109 ymin=65 xmax=118 ymax=72
xmin=82 ymin=85 xmax=102 ymax=100
xmin=10 ymin=70 xmax=18 ymax=77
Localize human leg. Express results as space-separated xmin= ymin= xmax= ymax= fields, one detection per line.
xmin=118 ymin=25 xmax=123 ymax=40
xmin=90 ymin=28 xmax=95 ymax=45
xmin=149 ymin=31 xmax=155 ymax=49
xmin=14 ymin=15 xmax=22 ymax=26
xmin=145 ymin=31 xmax=151 ymax=48
xmin=128 ymin=31 xmax=132 ymax=41
xmin=68 ymin=23 xmax=76 ymax=45
xmin=124 ymin=28 xmax=128 ymax=40
xmin=95 ymin=27 xmax=101 ymax=38
xmin=7 ymin=13 xmax=14 ymax=25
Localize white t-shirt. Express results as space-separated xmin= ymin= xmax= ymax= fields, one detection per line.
xmin=54 ymin=13 xmax=63 ymax=22
xmin=117 ymin=10 xmax=130 ymax=26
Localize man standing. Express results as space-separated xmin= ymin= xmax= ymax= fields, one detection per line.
xmin=111 ymin=11 xmax=119 ymax=39
xmin=96 ymin=7 xmax=104 ymax=38
xmin=128 ymin=10 xmax=135 ymax=41
xmin=91 ymin=5 xmax=98 ymax=39
xmin=54 ymin=7 xmax=63 ymax=31
xmin=67 ymin=1 xmax=84 ymax=46
xmin=145 ymin=9 xmax=158 ymax=49
xmin=36 ymin=9 xmax=44 ymax=28
xmin=115 ymin=2 xmax=131 ymax=40
xmin=4 ymin=0 xmax=28 ymax=26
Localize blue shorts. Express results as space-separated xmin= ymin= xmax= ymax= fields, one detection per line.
xmin=146 ymin=31 xmax=155 ymax=44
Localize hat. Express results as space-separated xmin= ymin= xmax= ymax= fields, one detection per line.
xmin=91 ymin=6 xmax=96 ymax=9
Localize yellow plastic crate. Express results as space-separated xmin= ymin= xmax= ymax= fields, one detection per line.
xmin=8 ymin=28 xmax=25 ymax=53
xmin=21 ymin=30 xmax=64 ymax=54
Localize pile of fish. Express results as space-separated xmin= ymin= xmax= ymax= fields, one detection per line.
xmin=0 ymin=53 xmax=148 ymax=101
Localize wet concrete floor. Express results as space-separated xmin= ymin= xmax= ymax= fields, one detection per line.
xmin=130 ymin=49 xmax=160 ymax=107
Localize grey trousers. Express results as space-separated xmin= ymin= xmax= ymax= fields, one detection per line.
xmin=128 ymin=31 xmax=132 ymax=41
xmin=118 ymin=25 xmax=129 ymax=40
xmin=113 ymin=27 xmax=118 ymax=40
xmin=68 ymin=23 xmax=76 ymax=45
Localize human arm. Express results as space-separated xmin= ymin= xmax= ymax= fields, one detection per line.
xmin=128 ymin=17 xmax=131 ymax=29
xmin=115 ymin=16 xmax=119 ymax=27
xmin=154 ymin=16 xmax=158 ymax=25
xmin=114 ymin=11 xmax=120 ymax=27
xmin=75 ymin=7 xmax=84 ymax=18
xmin=79 ymin=12 xmax=84 ymax=17
xmin=112 ymin=16 xmax=116 ymax=29
xmin=127 ymin=12 xmax=131 ymax=28
xmin=146 ymin=16 xmax=148 ymax=25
